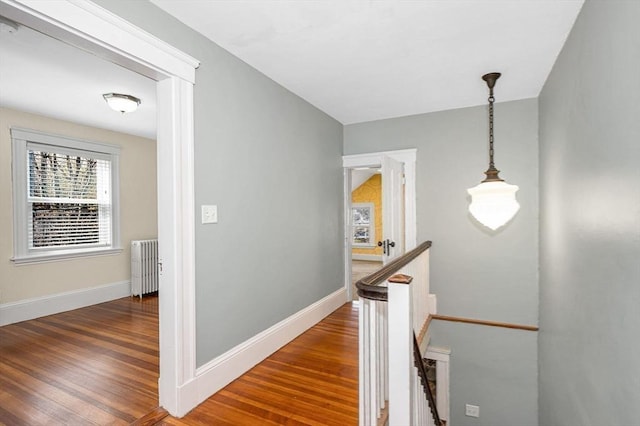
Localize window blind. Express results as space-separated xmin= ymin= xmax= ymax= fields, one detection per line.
xmin=27 ymin=148 xmax=112 ymax=249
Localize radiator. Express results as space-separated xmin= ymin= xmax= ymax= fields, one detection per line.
xmin=131 ymin=239 xmax=159 ymax=298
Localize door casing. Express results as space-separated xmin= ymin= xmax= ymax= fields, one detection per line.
xmin=0 ymin=0 xmax=199 ymax=416
xmin=381 ymin=154 xmax=405 ymax=263
xmin=343 ymin=149 xmax=417 ymax=299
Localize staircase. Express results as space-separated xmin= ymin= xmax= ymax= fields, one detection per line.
xmin=356 ymin=241 xmax=446 ymax=426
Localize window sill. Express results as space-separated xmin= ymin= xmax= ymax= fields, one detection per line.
xmin=11 ymin=247 xmax=123 ymax=265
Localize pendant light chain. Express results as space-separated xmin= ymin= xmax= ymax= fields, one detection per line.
xmin=488 ymin=89 xmax=495 ymax=169
xmin=467 ymin=71 xmax=520 ymax=231
xmin=481 ymin=72 xmax=502 ymax=182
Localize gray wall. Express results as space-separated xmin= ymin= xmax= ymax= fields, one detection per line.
xmin=92 ymin=0 xmax=344 ymax=365
xmin=344 ymin=98 xmax=539 ymax=426
xmin=538 ymin=1 xmax=640 ymax=424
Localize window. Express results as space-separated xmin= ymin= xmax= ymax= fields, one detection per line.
xmin=11 ymin=129 xmax=121 ymax=263
xmin=352 ymin=203 xmax=375 ymax=246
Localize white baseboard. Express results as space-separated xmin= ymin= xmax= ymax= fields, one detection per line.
xmin=352 ymin=253 xmax=383 ymax=262
xmin=179 ymin=287 xmax=348 ymax=414
xmin=0 ymin=281 xmax=131 ymax=326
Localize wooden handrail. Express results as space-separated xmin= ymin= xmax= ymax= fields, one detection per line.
xmin=432 ymin=314 xmax=539 ymax=331
xmin=356 ymin=241 xmax=432 ymax=301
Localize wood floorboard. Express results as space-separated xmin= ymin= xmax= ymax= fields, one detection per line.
xmin=131 ymin=406 xmax=169 ymax=425
xmin=0 ymin=295 xmax=159 ymax=426
xmin=1 ymin=297 xmax=360 ymax=426
xmin=161 ymin=302 xmax=359 ymax=426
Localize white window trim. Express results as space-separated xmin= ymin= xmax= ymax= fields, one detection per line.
xmin=11 ymin=128 xmax=122 ymax=264
xmin=352 ymin=202 xmax=376 ymax=247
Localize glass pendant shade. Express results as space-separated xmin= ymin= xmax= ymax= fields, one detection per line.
xmin=103 ymin=93 xmax=141 ymax=113
xmin=468 ymin=71 xmax=520 ymax=231
xmin=467 ymin=180 xmax=520 ymax=230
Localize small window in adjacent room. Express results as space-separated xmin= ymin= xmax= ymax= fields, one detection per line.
xmin=11 ymin=128 xmax=121 ymax=264
xmin=352 ymin=202 xmax=375 ymax=247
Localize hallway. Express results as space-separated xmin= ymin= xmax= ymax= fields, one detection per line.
xmin=0 ymin=297 xmax=358 ymax=425
xmin=160 ymin=302 xmax=359 ymax=425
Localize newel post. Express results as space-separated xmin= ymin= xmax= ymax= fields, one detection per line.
xmin=387 ymin=273 xmax=413 ymax=426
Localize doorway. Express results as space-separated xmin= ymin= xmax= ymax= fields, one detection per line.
xmin=350 ymin=168 xmax=384 ymax=300
xmin=343 ymin=149 xmax=417 ymax=300
xmin=0 ymin=0 xmax=199 ymax=416
xmin=0 ymin=16 xmax=160 ymax=420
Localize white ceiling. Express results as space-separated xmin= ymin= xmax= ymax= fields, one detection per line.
xmin=151 ymin=0 xmax=584 ymax=124
xmin=0 ymin=1 xmax=584 ymax=139
xmin=0 ymin=21 xmax=156 ymax=139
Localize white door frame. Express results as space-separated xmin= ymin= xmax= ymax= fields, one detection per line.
xmin=0 ymin=0 xmax=200 ymax=416
xmin=343 ymin=149 xmax=417 ymax=298
xmin=381 ymin=155 xmax=406 ymax=263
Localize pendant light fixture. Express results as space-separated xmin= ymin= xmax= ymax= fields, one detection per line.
xmin=103 ymin=93 xmax=141 ymax=113
xmin=467 ymin=72 xmax=519 ymax=230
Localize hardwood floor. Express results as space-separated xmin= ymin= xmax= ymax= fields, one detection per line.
xmin=160 ymin=302 xmax=359 ymax=426
xmin=0 ymin=297 xmax=359 ymax=426
xmin=0 ymin=295 xmax=159 ymax=425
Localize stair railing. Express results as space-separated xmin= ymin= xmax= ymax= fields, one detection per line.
xmin=413 ymin=332 xmax=442 ymax=426
xmin=356 ymin=241 xmax=442 ymax=426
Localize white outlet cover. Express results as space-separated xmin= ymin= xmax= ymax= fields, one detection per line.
xmin=201 ymin=205 xmax=218 ymax=224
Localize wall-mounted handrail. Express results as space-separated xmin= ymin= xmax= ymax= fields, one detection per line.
xmin=432 ymin=314 xmax=539 ymax=331
xmin=356 ymin=241 xmax=432 ymax=301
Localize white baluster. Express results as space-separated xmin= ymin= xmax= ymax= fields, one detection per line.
xmin=359 ymin=297 xmax=370 ymax=426
xmin=388 ymin=279 xmax=413 ymax=426
xmin=369 ymin=300 xmax=379 ymax=421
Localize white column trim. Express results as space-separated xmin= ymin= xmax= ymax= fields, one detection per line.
xmin=387 ymin=281 xmax=413 ymax=425
xmin=403 ymin=158 xmax=417 ymax=250
xmin=0 ymin=0 xmax=200 ymax=417
xmin=343 ymin=168 xmax=353 ymax=299
xmin=156 ymin=77 xmax=197 ymax=415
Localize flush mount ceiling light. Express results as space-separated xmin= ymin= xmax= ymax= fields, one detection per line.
xmin=102 ymin=93 xmax=141 ymax=113
xmin=467 ymin=72 xmax=520 ymax=231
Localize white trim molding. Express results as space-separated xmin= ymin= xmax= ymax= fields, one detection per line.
xmin=0 ymin=0 xmax=198 ymax=83
xmin=10 ymin=128 xmax=122 ymax=264
xmin=0 ymin=0 xmax=200 ymax=417
xmin=0 ymin=281 xmax=130 ymax=326
xmin=156 ymin=77 xmax=198 ymax=416
xmin=179 ymin=288 xmax=349 ymax=411
xmin=342 ymin=148 xmax=417 ymax=169
xmin=352 ymin=253 xmax=384 ymax=262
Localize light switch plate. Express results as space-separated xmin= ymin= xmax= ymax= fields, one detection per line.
xmin=465 ymin=404 xmax=480 ymax=418
xmin=201 ymin=205 xmax=218 ymax=224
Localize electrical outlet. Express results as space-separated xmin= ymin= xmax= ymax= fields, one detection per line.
xmin=201 ymin=205 xmax=218 ymax=224
xmin=465 ymin=404 xmax=480 ymax=418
